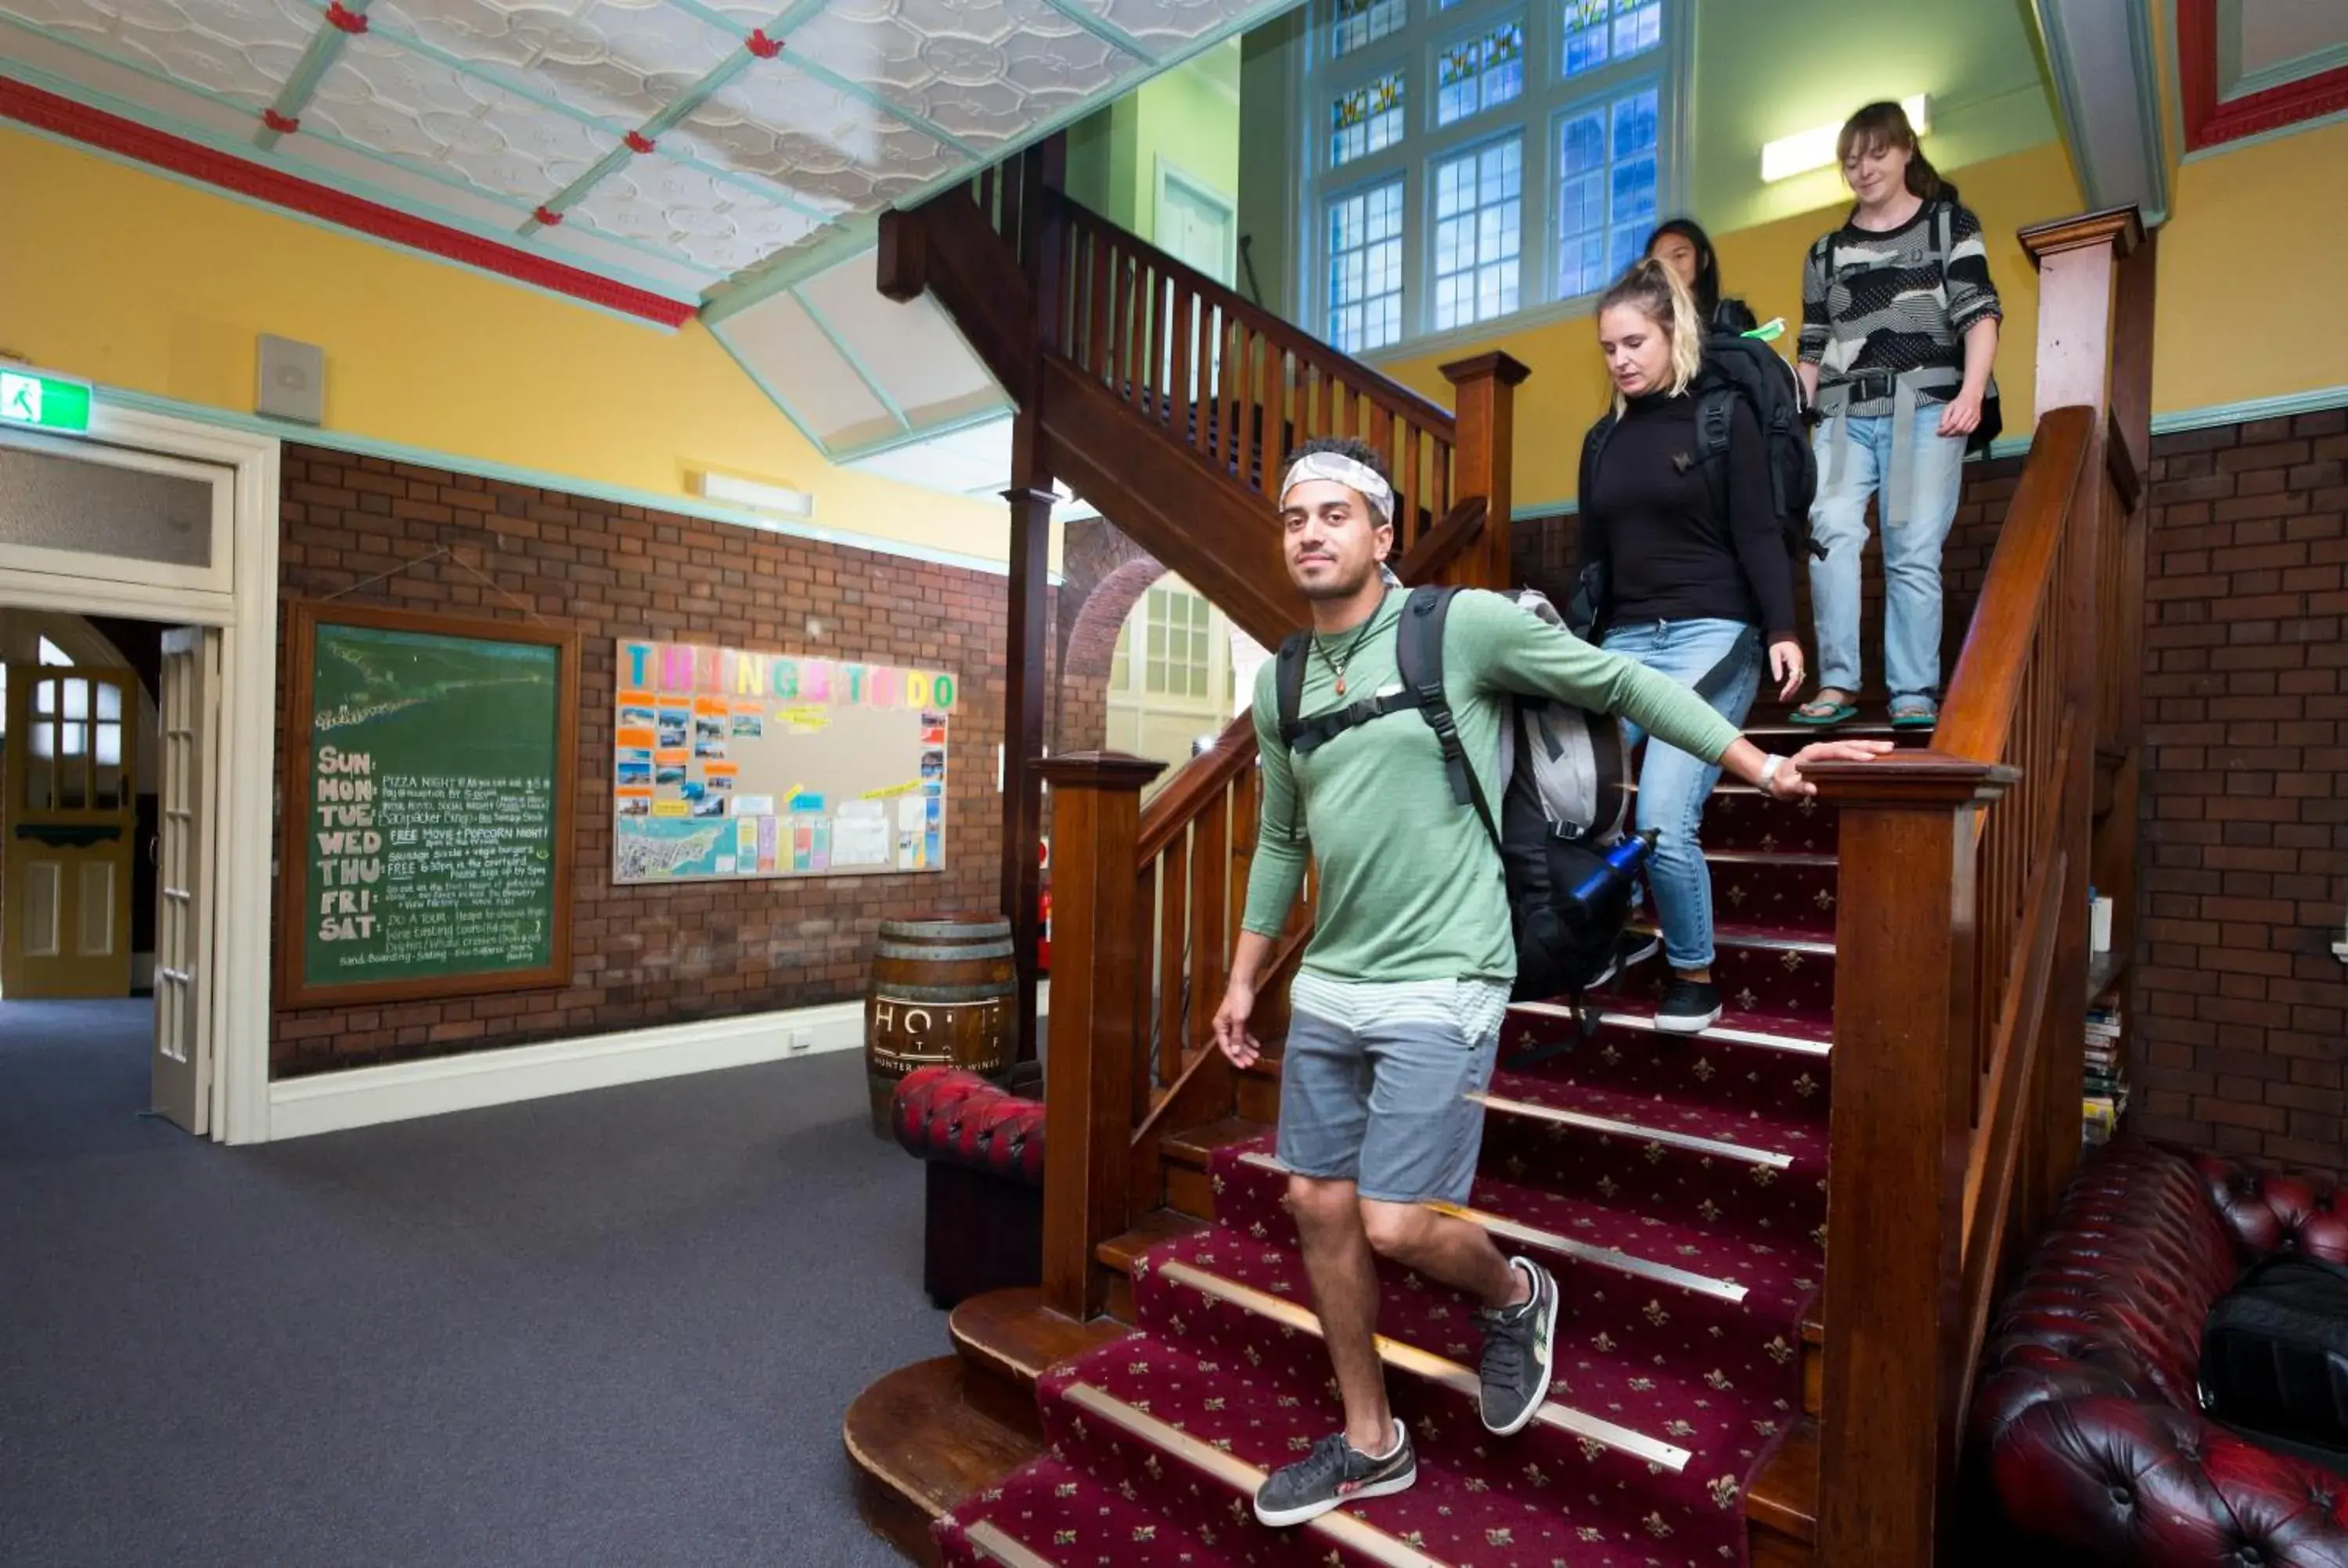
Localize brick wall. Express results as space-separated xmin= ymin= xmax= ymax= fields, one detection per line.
xmin=1053 ymin=518 xmax=1162 ymax=755
xmin=2134 ymin=412 xmax=2347 ymax=1172
xmin=1511 ymin=451 xmax=2024 ymax=703
xmin=272 ymin=446 xmax=1012 ymax=1077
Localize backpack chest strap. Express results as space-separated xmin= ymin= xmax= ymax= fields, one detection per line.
xmin=1279 ymin=685 xmax=1426 ymax=757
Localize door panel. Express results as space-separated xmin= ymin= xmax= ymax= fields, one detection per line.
xmin=151 ymin=628 xmax=218 ymax=1135
xmin=2 ymin=663 xmax=137 ymax=998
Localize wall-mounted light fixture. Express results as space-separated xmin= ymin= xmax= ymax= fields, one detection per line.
xmin=1760 ymin=94 xmax=1932 ymax=184
xmin=693 ymin=469 xmax=816 ymax=521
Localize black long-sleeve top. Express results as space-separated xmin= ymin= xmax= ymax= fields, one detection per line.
xmin=1581 ymin=390 xmax=1798 ymax=642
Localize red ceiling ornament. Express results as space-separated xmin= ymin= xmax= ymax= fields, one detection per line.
xmin=262 ymin=109 xmax=301 ymax=135
xmin=745 ymin=28 xmax=783 ymax=58
xmin=531 ymin=204 xmax=564 ymax=227
xmin=325 ymin=1 xmax=369 ymax=32
xmin=625 ymin=131 xmax=656 ymax=155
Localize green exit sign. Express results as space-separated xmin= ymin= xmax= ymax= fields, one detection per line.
xmin=0 ymin=369 xmax=92 ymax=434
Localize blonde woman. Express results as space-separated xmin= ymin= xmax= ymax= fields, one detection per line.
xmin=1577 ymin=258 xmax=1802 ymax=1031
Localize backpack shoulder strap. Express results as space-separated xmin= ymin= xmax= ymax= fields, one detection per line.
xmin=1275 ymin=631 xmax=1309 ymax=741
xmin=1579 ymin=414 xmax=1616 ymax=509
xmin=1397 ymin=587 xmax=1499 ymax=848
xmin=1692 ymin=383 xmax=1735 ymax=524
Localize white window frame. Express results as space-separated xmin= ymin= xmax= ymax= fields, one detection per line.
xmin=1294 ymin=0 xmax=1689 ymax=361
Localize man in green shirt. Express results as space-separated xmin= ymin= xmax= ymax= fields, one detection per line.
xmin=1217 ymin=437 xmax=1882 ymax=1527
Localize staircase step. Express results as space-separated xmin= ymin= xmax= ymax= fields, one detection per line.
xmin=1744 ymin=1416 xmax=1820 ymax=1554
xmin=1616 ymin=919 xmax=1837 ymax=1019
xmin=1673 ymin=787 xmax=1840 ymax=855
xmin=1098 ymin=1210 xmax=1210 ymax=1276
xmin=950 ymin=1288 xmax=1129 ymax=1437
xmin=937 ymin=1458 xmax=1184 ymax=1568
xmin=1163 ymin=1116 xmax=1268 ymax=1169
xmin=1097 ymin=1250 xmax=1789 ymax=1563
xmin=1215 ymin=1146 xmax=1820 ymax=1336
xmin=844 ymin=1355 xmax=1040 ymax=1567
xmin=1500 ymin=1003 xmax=1831 ymax=1123
xmin=1511 ymin=995 xmax=1831 ymax=1055
xmin=1038 ymin=1334 xmax=1692 ymax=1567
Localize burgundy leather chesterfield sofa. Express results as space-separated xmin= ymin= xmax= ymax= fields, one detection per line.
xmin=891 ymin=1066 xmax=1046 ymax=1310
xmin=1971 ymin=1138 xmax=2348 ymax=1564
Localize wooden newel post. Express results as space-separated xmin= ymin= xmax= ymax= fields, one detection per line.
xmin=1806 ymin=755 xmax=2012 ymax=1566
xmin=1037 ymin=750 xmax=1165 ymax=1321
xmin=1439 ymin=351 xmax=1531 ymax=589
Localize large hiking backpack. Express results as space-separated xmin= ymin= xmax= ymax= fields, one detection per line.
xmin=1274 ymin=585 xmax=1648 ymax=1005
xmin=1572 ymin=333 xmax=1820 ymax=642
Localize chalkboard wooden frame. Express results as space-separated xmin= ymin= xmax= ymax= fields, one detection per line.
xmin=278 ymin=600 xmax=581 ymax=1010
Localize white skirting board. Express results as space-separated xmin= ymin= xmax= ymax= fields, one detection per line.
xmin=265 ymin=980 xmax=1051 ymax=1142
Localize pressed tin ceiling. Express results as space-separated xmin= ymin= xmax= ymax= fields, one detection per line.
xmin=0 ymin=0 xmax=1279 ymax=480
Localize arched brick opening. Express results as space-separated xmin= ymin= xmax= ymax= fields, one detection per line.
xmin=1055 ymin=552 xmax=1165 ymax=755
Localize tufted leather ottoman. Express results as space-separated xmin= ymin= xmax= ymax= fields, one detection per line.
xmin=892 ymin=1066 xmax=1046 ymax=1310
xmin=1971 ymin=1138 xmax=2348 ymax=1565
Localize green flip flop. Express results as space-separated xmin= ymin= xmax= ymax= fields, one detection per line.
xmin=1789 ymin=699 xmax=1857 ymax=726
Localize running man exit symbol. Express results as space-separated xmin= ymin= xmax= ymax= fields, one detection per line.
xmin=0 ymin=370 xmax=92 ymax=433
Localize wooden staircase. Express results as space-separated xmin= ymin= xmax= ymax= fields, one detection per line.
xmin=848 ymin=149 xmax=2158 ymax=1566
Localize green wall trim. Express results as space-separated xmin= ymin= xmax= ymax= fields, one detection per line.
xmin=85 ymin=384 xmax=1042 ymax=580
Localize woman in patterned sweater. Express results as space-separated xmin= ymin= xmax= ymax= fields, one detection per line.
xmin=1791 ymin=100 xmax=2002 ymax=730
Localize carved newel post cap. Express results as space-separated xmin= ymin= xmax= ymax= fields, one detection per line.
xmin=1035 ymin=750 xmax=1165 ymax=793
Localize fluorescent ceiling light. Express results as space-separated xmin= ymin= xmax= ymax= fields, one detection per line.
xmin=694 ymin=470 xmax=815 ymax=520
xmin=1761 ymin=95 xmax=1932 ymax=184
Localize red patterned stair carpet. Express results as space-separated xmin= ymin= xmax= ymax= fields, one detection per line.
xmin=938 ymin=759 xmax=1853 ymax=1567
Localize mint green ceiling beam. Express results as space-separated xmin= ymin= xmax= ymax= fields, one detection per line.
xmin=254 ymin=0 xmax=372 ymax=152
xmin=789 ymin=283 xmax=913 ymax=433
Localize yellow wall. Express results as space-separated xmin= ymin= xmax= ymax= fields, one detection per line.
xmin=0 ymin=126 xmax=1014 ymax=563
xmin=1378 ymin=141 xmax=2083 ymax=510
xmin=2152 ymin=117 xmax=2348 ymax=414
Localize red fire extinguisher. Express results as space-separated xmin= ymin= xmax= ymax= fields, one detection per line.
xmin=1036 ymin=836 xmax=1052 ymax=973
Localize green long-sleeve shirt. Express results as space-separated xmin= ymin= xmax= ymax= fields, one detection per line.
xmin=1241 ymin=588 xmax=1745 ymax=984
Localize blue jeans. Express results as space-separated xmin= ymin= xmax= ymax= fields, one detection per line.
xmin=1601 ymin=617 xmax=1761 ymax=973
xmin=1808 ymin=406 xmax=1967 ymax=703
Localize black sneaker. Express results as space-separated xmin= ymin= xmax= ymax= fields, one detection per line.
xmin=1252 ymin=1422 xmax=1416 ymax=1527
xmin=1475 ymin=1257 xmax=1558 ymax=1435
xmin=1580 ymin=932 xmax=1662 ymax=994
xmin=1655 ymin=977 xmax=1723 ymax=1034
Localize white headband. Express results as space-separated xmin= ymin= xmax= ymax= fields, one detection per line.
xmin=1280 ymin=452 xmax=1394 ymax=526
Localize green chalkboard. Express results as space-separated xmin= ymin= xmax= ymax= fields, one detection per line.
xmin=280 ymin=602 xmax=580 ymax=1009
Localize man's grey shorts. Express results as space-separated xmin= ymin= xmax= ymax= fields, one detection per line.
xmin=1275 ymin=976 xmax=1508 ymax=1205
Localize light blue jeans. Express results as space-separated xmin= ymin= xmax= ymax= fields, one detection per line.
xmin=1808 ymin=406 xmax=1968 ymax=703
xmin=1601 ymin=617 xmax=1761 ymax=973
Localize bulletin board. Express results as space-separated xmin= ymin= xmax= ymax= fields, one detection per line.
xmin=279 ymin=601 xmax=580 ymax=1009
xmin=611 ymin=638 xmax=955 ymax=884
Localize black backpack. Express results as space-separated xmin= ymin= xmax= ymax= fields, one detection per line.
xmin=1572 ymin=335 xmax=1821 ymax=642
xmin=1274 ymin=586 xmax=1651 ymax=1007
xmin=2199 ymin=1252 xmax=2348 ymax=1469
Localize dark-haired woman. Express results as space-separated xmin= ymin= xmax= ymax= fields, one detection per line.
xmin=1645 ymin=218 xmax=1758 ymax=336
xmin=1582 ymin=258 xmax=1809 ymax=1033
xmin=1792 ymin=99 xmax=2002 ymax=730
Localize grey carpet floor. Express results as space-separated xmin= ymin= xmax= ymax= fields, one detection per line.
xmin=0 ymin=998 xmax=946 ymax=1567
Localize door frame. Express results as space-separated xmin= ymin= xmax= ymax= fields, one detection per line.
xmin=0 ymin=388 xmax=279 ymax=1143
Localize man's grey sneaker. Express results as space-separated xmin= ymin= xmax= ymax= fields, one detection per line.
xmin=1655 ymin=977 xmax=1723 ymax=1034
xmin=1252 ymin=1422 xmax=1417 ymax=1527
xmin=1475 ymin=1257 xmax=1559 ymax=1436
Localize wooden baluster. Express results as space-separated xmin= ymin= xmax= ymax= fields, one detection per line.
xmin=1110 ymin=250 xmax=1132 ymax=400
xmin=1086 ymin=228 xmax=1112 ymax=382
xmin=1133 ymin=858 xmax=1158 ymax=1124
xmin=1254 ymin=332 xmax=1277 ymax=501
xmin=1226 ymin=763 xmax=1258 ymax=967
xmin=1233 ymin=328 xmax=1258 ymax=494
xmin=1157 ymin=833 xmax=1190 ymax=1090
xmin=1169 ymin=280 xmax=1194 ymax=449
xmin=1036 ymin=750 xmax=1165 ymax=1322
xmin=1187 ymin=782 xmax=1230 ymax=1059
xmin=1140 ymin=264 xmax=1165 ymax=417
xmin=1370 ymin=405 xmax=1395 ymax=542
xmin=1442 ymin=353 xmax=1530 ymax=588
xmin=1399 ymin=426 xmax=1422 ymax=550
xmin=1805 ymin=754 xmax=2014 ymax=1564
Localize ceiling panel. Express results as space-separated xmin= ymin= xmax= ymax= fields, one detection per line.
xmin=795 ymin=252 xmax=1002 ymax=422
xmin=715 ymin=290 xmax=899 ymax=447
xmin=10 ymin=0 xmax=310 ymax=107
xmin=1059 ymin=0 xmax=1251 ymax=51
xmin=669 ymin=57 xmax=960 ymax=210
xmin=564 ymin=157 xmax=822 ymax=272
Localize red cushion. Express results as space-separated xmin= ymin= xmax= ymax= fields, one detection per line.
xmin=891 ymin=1066 xmax=1044 ymax=1188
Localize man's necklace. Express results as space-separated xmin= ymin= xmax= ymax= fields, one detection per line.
xmin=1314 ymin=611 xmax=1382 ymax=696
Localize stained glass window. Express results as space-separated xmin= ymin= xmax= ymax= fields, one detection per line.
xmin=1562 ymin=0 xmax=1661 ymax=78
xmin=1330 ymin=71 xmax=1406 ymax=167
xmin=1435 ymin=20 xmax=1524 ymax=126
xmin=1327 ymin=177 xmax=1406 ymax=352
xmin=1556 ymin=83 xmax=1659 ymax=298
xmin=1433 ymin=135 xmax=1522 ymax=329
xmin=1331 ymin=0 xmax=1407 ymax=58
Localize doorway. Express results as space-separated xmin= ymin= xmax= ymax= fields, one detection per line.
xmin=0 ymin=392 xmax=278 ymax=1142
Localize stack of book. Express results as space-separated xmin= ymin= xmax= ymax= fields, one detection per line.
xmin=2083 ymin=1005 xmax=2127 ymax=1148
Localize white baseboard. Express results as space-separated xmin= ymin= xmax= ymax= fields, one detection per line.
xmin=265 ymin=981 xmax=1050 ymax=1142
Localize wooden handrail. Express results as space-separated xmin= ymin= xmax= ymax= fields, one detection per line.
xmin=1036 ymin=189 xmax=1459 ymax=440
xmin=1136 ymin=712 xmax=1256 ymax=867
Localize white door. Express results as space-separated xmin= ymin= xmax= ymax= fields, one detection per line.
xmin=151 ymin=627 xmax=220 ymax=1135
xmin=1157 ymin=164 xmax=1237 ymax=408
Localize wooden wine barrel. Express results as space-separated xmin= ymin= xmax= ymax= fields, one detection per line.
xmin=864 ymin=912 xmax=1016 ymax=1137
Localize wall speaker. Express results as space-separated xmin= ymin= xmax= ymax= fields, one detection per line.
xmin=256 ymin=334 xmax=325 ymax=425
